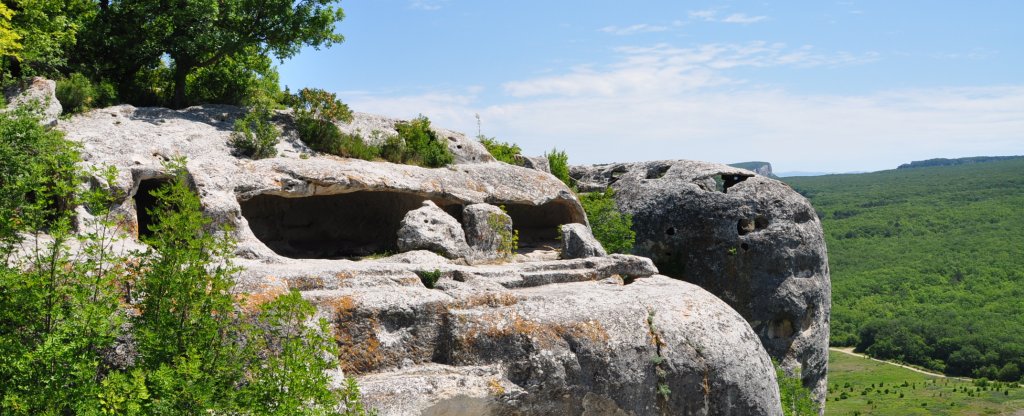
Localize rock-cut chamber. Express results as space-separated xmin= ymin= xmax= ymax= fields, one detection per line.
xmin=239 ymin=191 xmax=583 ymax=259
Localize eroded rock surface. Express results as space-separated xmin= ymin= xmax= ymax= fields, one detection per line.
xmin=572 ymin=160 xmax=831 ymax=406
xmin=62 ymin=106 xmax=786 ymax=415
xmin=3 ymin=77 xmax=62 ymax=126
xmin=560 ymin=223 xmax=607 ymax=259
xmin=462 ymin=203 xmax=513 ymax=261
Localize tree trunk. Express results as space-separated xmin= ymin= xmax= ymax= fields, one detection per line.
xmin=171 ymin=63 xmax=190 ymax=109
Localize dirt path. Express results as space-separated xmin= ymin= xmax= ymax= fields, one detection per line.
xmin=829 ymin=347 xmax=963 ymax=379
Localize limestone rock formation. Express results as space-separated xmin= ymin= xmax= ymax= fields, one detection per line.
xmin=572 ymin=160 xmax=831 ymax=406
xmin=3 ymin=77 xmax=62 ymax=126
xmin=462 ymin=203 xmax=512 ymax=261
xmin=398 ymin=200 xmax=472 ymax=259
xmin=559 ymin=223 xmax=607 ymax=259
xmin=514 ymin=154 xmax=551 ymax=173
xmin=60 ymin=105 xmax=787 ymax=415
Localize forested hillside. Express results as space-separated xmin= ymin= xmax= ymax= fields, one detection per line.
xmin=787 ymin=159 xmax=1024 ymax=381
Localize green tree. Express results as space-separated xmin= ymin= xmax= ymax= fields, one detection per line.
xmin=545 ymin=148 xmax=571 ymax=188
xmin=579 ymin=188 xmax=635 ymax=254
xmin=0 ymin=3 xmax=21 ymax=63
xmin=88 ymin=0 xmax=344 ymax=108
xmin=2 ymin=0 xmax=94 ymax=78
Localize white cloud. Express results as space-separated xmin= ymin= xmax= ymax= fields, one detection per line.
xmin=688 ymin=9 xmax=718 ymax=21
xmin=599 ymin=24 xmax=669 ymax=36
xmin=409 ymin=0 xmax=448 ymax=11
xmin=502 ymin=42 xmax=877 ymax=98
xmin=721 ymin=13 xmax=768 ymax=24
xmin=688 ymin=9 xmax=768 ymax=24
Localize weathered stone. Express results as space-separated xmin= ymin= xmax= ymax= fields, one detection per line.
xmin=3 ymin=77 xmax=62 ymax=126
xmin=462 ymin=203 xmax=512 ymax=261
xmin=572 ymin=160 xmax=831 ymax=407
xmin=559 ymin=223 xmax=607 ymax=259
xmin=235 ymin=254 xmax=782 ymax=415
xmin=514 ymin=154 xmax=551 ymax=173
xmin=397 ymin=200 xmax=471 ymax=259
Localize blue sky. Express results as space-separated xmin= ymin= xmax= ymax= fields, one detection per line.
xmin=279 ymin=1 xmax=1023 ymax=172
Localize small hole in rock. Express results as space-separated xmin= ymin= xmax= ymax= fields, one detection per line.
xmin=456 ymin=145 xmax=463 ymax=149
xmin=665 ymin=227 xmax=676 ymax=236
xmin=719 ymin=174 xmax=751 ymax=192
xmin=134 ymin=177 xmax=176 ymax=239
xmin=622 ymin=275 xmax=639 ymax=285
xmin=447 ymin=136 xmax=457 ymax=142
xmin=755 ymin=216 xmax=769 ymax=230
xmin=646 ymin=164 xmax=671 ymax=179
xmin=737 ymin=219 xmax=754 ymax=236
xmin=741 ymin=243 xmax=750 ymax=251
xmin=768 ymin=316 xmax=795 ymax=339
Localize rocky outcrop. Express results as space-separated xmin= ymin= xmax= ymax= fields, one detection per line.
xmin=559 ymin=223 xmax=607 ymax=259
xmin=398 ymin=201 xmax=472 ymax=259
xmin=572 ymin=160 xmax=831 ymax=406
xmin=61 ymin=105 xmax=787 ymax=415
xmin=3 ymin=77 xmax=62 ymax=126
xmin=233 ymin=257 xmax=782 ymax=416
xmin=462 ymin=203 xmax=512 ymax=261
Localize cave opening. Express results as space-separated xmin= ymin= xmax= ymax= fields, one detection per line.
xmin=240 ymin=191 xmax=583 ymax=259
xmin=134 ymin=177 xmax=174 ymax=239
xmin=240 ymin=191 xmax=462 ymax=259
xmin=499 ymin=200 xmax=585 ymax=248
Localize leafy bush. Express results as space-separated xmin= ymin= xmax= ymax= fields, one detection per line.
xmin=545 ymin=148 xmax=571 ymax=187
xmin=337 ymin=132 xmax=380 ymax=161
xmin=394 ymin=115 xmax=453 ymax=168
xmin=55 ymin=73 xmax=117 ymax=114
xmin=186 ymin=48 xmax=281 ymax=107
xmin=488 ymin=206 xmax=519 ymax=259
xmin=229 ymin=105 xmax=280 ymax=159
xmin=776 ymin=362 xmax=818 ymax=416
xmin=292 ymin=87 xmax=353 ymax=154
xmin=478 ymin=136 xmax=521 ymax=165
xmin=579 ymin=188 xmax=635 ymax=254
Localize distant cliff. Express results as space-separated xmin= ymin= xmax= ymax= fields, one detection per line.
xmin=730 ymin=161 xmax=778 ymax=179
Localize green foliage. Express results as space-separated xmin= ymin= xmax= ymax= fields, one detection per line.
xmin=545 ymin=148 xmax=571 ymax=187
xmin=230 ymin=105 xmax=280 ymax=159
xmin=186 ymin=47 xmax=282 ymax=107
xmin=488 ymin=206 xmax=519 ymax=259
xmin=478 ymin=136 xmax=521 ymax=165
xmin=579 ymin=188 xmax=635 ymax=254
xmin=0 ymin=3 xmax=20 ymax=61
xmin=786 ymin=159 xmax=1024 ymax=380
xmin=393 ymin=115 xmax=454 ymax=168
xmin=292 ymin=87 xmax=353 ymax=154
xmin=775 ymin=362 xmax=817 ymax=416
xmin=3 ymin=0 xmax=94 ymax=78
xmin=416 ymin=269 xmax=442 ymax=289
xmin=79 ymin=0 xmax=345 ymax=108
xmin=55 ymin=72 xmax=117 ymax=113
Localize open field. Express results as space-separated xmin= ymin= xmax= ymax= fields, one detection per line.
xmin=826 ymin=350 xmax=1024 ymax=415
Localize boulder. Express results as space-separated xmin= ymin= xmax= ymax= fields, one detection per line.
xmin=559 ymin=223 xmax=607 ymax=259
xmin=3 ymin=77 xmax=62 ymax=126
xmin=514 ymin=154 xmax=551 ymax=173
xmin=462 ymin=203 xmax=513 ymax=261
xmin=572 ymin=160 xmax=831 ymax=407
xmin=397 ymin=200 xmax=471 ymax=259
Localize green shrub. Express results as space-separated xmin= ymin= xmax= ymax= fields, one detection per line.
xmin=579 ymin=188 xmax=635 ymax=254
xmin=186 ymin=48 xmax=281 ymax=107
xmin=478 ymin=136 xmax=521 ymax=165
xmin=291 ymin=87 xmax=353 ymax=154
xmin=776 ymin=362 xmax=818 ymax=416
xmin=338 ymin=132 xmax=380 ymax=161
xmin=55 ymin=74 xmax=119 ymax=114
xmin=416 ymin=269 xmax=442 ymax=289
xmin=489 ymin=206 xmax=519 ymax=259
xmin=378 ymin=133 xmax=406 ymax=164
xmin=229 ymin=105 xmax=280 ymax=159
xmin=394 ymin=115 xmax=453 ymax=168
xmin=545 ymin=148 xmax=571 ymax=187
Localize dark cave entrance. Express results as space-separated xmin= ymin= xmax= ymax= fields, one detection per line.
xmin=240 ymin=191 xmax=585 ymax=259
xmin=240 ymin=191 xmax=463 ymax=259
xmin=134 ymin=177 xmax=174 ymax=239
xmin=503 ymin=200 xmax=586 ymax=248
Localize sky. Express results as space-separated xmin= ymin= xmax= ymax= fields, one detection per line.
xmin=278 ymin=1 xmax=1024 ymax=173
